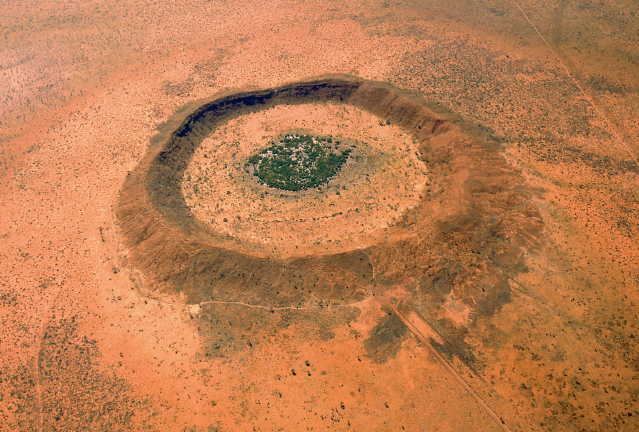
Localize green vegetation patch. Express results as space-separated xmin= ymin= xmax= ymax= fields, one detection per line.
xmin=245 ymin=134 xmax=353 ymax=191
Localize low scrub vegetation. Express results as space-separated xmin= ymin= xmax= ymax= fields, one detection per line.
xmin=245 ymin=134 xmax=353 ymax=191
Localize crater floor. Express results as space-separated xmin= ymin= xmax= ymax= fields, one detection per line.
xmin=182 ymin=103 xmax=427 ymax=257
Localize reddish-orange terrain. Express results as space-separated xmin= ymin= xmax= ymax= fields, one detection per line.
xmin=1 ymin=1 xmax=639 ymax=431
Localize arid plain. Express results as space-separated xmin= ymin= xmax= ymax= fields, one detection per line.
xmin=1 ymin=1 xmax=639 ymax=431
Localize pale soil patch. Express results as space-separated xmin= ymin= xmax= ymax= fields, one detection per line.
xmin=183 ymin=103 xmax=429 ymax=257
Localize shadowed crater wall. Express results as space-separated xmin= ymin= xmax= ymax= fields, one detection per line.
xmin=117 ymin=75 xmax=544 ymax=324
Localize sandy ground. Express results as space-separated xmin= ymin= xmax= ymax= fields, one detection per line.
xmin=1 ymin=0 xmax=639 ymax=431
xmin=183 ymin=103 xmax=426 ymax=257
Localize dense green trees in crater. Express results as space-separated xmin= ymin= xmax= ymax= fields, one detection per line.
xmin=245 ymin=134 xmax=354 ymax=191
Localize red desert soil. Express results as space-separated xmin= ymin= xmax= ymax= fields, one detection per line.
xmin=1 ymin=1 xmax=639 ymax=431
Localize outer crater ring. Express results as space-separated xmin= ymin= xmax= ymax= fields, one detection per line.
xmin=116 ymin=75 xmax=542 ymax=319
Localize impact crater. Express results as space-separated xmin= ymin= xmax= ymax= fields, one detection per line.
xmin=117 ymin=75 xmax=543 ymax=318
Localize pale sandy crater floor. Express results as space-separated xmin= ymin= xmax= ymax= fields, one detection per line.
xmin=183 ymin=103 xmax=427 ymax=257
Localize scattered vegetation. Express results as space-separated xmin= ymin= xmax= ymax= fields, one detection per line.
xmin=245 ymin=134 xmax=353 ymax=191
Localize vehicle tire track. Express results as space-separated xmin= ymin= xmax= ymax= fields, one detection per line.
xmin=510 ymin=0 xmax=639 ymax=169
xmin=379 ymin=298 xmax=515 ymax=432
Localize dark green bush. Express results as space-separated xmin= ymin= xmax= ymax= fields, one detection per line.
xmin=245 ymin=134 xmax=353 ymax=191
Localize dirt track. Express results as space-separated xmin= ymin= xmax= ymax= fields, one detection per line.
xmin=1 ymin=1 xmax=639 ymax=431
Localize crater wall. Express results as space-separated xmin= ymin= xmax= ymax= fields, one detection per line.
xmin=117 ymin=75 xmax=543 ymax=326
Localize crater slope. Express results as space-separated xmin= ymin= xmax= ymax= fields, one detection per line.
xmin=117 ymin=75 xmax=543 ymax=336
